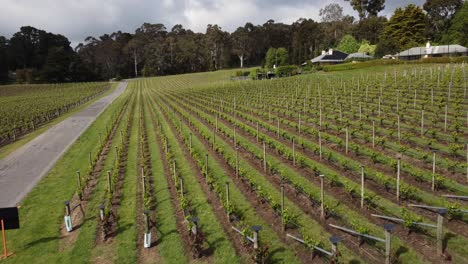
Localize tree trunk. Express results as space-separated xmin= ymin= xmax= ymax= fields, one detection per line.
xmin=239 ymin=54 xmax=244 ymax=68
xmin=134 ymin=50 xmax=138 ymax=78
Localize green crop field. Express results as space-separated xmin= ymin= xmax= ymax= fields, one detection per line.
xmin=1 ymin=64 xmax=467 ymax=264
xmin=0 ymin=82 xmax=111 ymax=146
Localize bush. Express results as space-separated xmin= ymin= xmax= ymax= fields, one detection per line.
xmin=249 ymin=68 xmax=263 ymax=80
xmin=275 ymin=65 xmax=298 ymax=77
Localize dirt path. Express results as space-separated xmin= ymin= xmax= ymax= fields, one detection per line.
xmin=0 ymin=82 xmax=128 ymax=207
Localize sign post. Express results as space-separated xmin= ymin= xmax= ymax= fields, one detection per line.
xmin=0 ymin=207 xmax=20 ymax=259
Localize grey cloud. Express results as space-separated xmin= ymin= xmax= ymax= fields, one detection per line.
xmin=0 ymin=0 xmax=425 ymax=46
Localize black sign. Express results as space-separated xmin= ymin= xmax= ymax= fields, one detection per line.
xmin=0 ymin=207 xmax=20 ymax=230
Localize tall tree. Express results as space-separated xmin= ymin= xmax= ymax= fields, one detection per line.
xmin=441 ymin=1 xmax=468 ymax=46
xmin=205 ymin=24 xmax=230 ymax=70
xmin=383 ymin=4 xmax=427 ymax=50
xmin=337 ymin=34 xmax=360 ymax=53
xmin=320 ymin=4 xmax=344 ymax=22
xmin=291 ymin=18 xmax=323 ymax=64
xmin=0 ymin=36 xmax=8 ymax=83
xmin=352 ymin=16 xmax=387 ymax=43
xmin=344 ymin=0 xmax=385 ymax=20
xmin=423 ymin=0 xmax=463 ymax=41
xmin=231 ymin=26 xmax=252 ymax=68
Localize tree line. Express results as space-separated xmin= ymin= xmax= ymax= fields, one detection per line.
xmin=0 ymin=0 xmax=466 ymax=83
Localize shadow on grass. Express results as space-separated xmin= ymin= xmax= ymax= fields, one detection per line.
xmin=151 ymin=229 xmax=179 ymax=247
xmin=25 ymin=236 xmax=61 ymax=247
xmin=267 ymin=246 xmax=286 ymax=263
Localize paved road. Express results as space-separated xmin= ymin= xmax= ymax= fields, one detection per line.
xmin=0 ymin=82 xmax=127 ymax=207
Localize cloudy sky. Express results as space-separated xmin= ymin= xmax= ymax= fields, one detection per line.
xmin=0 ymin=0 xmax=425 ymax=46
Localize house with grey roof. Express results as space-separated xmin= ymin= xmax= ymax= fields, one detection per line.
xmin=396 ymin=42 xmax=468 ymax=60
xmin=307 ymin=49 xmax=373 ymax=65
xmin=346 ymin=52 xmax=373 ymax=61
xmin=310 ymin=49 xmax=349 ymax=64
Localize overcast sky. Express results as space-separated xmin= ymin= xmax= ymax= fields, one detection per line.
xmin=0 ymin=0 xmax=425 ymax=46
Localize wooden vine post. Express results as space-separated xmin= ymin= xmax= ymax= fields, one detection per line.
xmin=444 ymin=105 xmax=448 ymax=132
xmin=256 ymin=121 xmax=259 ymax=142
xmin=361 ymin=166 xmax=365 ymax=209
xmin=88 ymin=152 xmax=92 ymax=167
xmin=319 ymin=130 xmax=322 ymax=160
xmin=277 ymin=118 xmax=280 ymax=139
xmin=372 ymin=121 xmax=375 ymax=148
xmin=225 ymin=182 xmax=230 ymax=218
xmin=420 ymin=109 xmax=424 ymax=136
xmin=292 ymin=137 xmax=296 ymax=166
xmin=76 ymin=171 xmax=81 ymax=191
xmin=263 ymin=141 xmax=267 ymax=173
xmin=396 ymin=156 xmax=401 ymax=202
xmin=106 ymin=171 xmax=112 ymax=192
xmin=345 ymin=127 xmax=349 ymax=154
xmin=141 ymin=168 xmax=146 ymax=198
xmin=189 ymin=133 xmax=192 ymax=153
xmin=298 ymin=113 xmax=301 ymax=134
xmin=319 ymin=174 xmax=325 ymax=220
xmin=179 ymin=178 xmax=184 ymax=198
xmin=205 ymin=154 xmax=209 ymax=177
xmin=281 ymin=184 xmax=285 ymax=231
xmin=235 ymin=147 xmax=239 ymax=178
xmin=432 ymin=152 xmax=436 ymax=191
xmin=397 ymin=116 xmax=401 ymax=142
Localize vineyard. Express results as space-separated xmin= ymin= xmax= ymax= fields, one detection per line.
xmin=3 ymin=64 xmax=467 ymax=264
xmin=0 ymin=82 xmax=111 ymax=145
